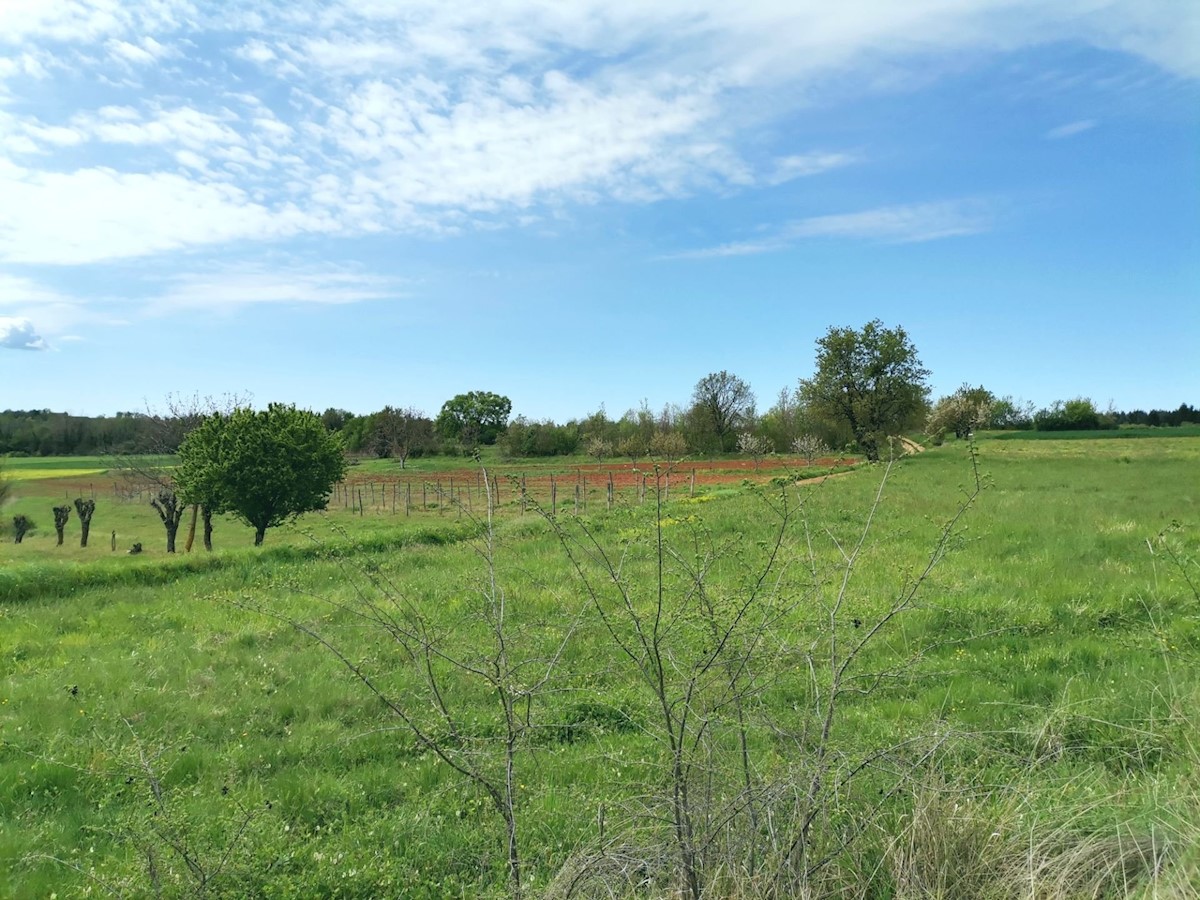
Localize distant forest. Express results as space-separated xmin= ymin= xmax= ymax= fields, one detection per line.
xmin=1 ymin=401 xmax=1196 ymax=459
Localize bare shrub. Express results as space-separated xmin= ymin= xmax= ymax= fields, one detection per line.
xmin=544 ymin=448 xmax=984 ymax=899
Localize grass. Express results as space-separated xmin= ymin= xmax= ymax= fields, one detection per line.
xmin=984 ymin=424 xmax=1200 ymax=441
xmin=1 ymin=436 xmax=1197 ymax=896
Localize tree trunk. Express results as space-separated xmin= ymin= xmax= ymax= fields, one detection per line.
xmin=202 ymin=506 xmax=213 ymax=552
xmin=53 ymin=507 xmax=71 ymax=547
xmin=150 ymin=491 xmax=184 ymax=554
xmin=184 ymin=504 xmax=198 ymax=552
xmin=74 ymin=499 xmax=95 ymax=548
xmin=254 ymin=525 xmax=266 ymax=546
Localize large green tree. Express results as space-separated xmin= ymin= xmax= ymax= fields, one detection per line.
xmin=800 ymin=320 xmax=930 ymax=461
xmin=689 ymin=370 xmax=755 ymax=453
xmin=176 ymin=404 xmax=347 ymax=546
xmin=436 ymin=391 xmax=512 ymax=448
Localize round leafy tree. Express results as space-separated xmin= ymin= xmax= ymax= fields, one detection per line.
xmin=800 ymin=320 xmax=930 ymax=461
xmin=176 ymin=404 xmax=347 ymax=546
xmin=436 ymin=391 xmax=512 ymax=448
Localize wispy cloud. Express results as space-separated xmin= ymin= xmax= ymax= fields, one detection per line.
xmin=0 ymin=316 xmax=47 ymax=350
xmin=151 ymin=267 xmax=404 ymax=311
xmin=1044 ymin=119 xmax=1098 ymax=139
xmin=0 ymin=0 xmax=1192 ymax=270
xmin=766 ymin=152 xmax=859 ymax=185
xmin=669 ymin=200 xmax=992 ymax=258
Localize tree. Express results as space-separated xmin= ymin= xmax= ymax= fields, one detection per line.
xmin=1034 ymin=397 xmax=1102 ymax=431
xmin=12 ymin=514 xmax=34 ymax=543
xmin=988 ymin=396 xmax=1033 ymax=430
xmin=150 ymin=490 xmax=186 ymax=553
xmin=585 ymin=436 xmax=612 ymax=463
xmin=176 ymin=404 xmax=347 ymax=546
xmin=925 ymin=384 xmax=994 ymax=444
xmin=736 ymin=432 xmax=772 ymax=472
xmin=372 ymin=406 xmax=433 ymax=467
xmin=690 ymin=371 xmax=755 ymax=453
xmin=791 ymin=433 xmax=829 ymax=465
xmin=74 ymin=498 xmax=95 ymax=548
xmin=799 ymin=320 xmax=930 ymax=462
xmin=436 ymin=391 xmax=512 ymax=449
xmin=53 ymin=505 xmax=71 ymax=546
xmin=760 ymin=386 xmax=809 ymax=453
xmin=649 ymin=431 xmax=688 ymax=466
xmin=616 ymin=435 xmax=646 ymax=464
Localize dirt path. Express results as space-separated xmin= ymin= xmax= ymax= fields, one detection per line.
xmin=791 ymin=470 xmax=857 ymax=487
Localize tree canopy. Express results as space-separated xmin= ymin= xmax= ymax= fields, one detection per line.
xmin=436 ymin=391 xmax=512 ymax=448
xmin=176 ymin=404 xmax=347 ymax=545
xmin=926 ymin=384 xmax=995 ymax=443
xmin=690 ymin=371 xmax=755 ymax=453
xmin=800 ymin=320 xmax=930 ymax=461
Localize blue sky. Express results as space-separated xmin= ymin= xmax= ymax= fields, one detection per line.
xmin=1 ymin=1 xmax=1196 ymax=422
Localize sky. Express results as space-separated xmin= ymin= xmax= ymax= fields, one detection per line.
xmin=0 ymin=0 xmax=1197 ymax=422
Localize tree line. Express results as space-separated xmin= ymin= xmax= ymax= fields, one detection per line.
xmin=2 ymin=322 xmax=1195 ymax=461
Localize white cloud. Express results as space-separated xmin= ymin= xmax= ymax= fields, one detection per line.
xmin=0 ymin=316 xmax=47 ymax=350
xmin=152 ymin=268 xmax=401 ymax=311
xmin=767 ymin=152 xmax=859 ymax=185
xmin=1045 ymin=119 xmax=1098 ymax=139
xmin=787 ymin=201 xmax=991 ymax=242
xmin=0 ymin=1 xmax=194 ymax=46
xmin=670 ymin=200 xmax=991 ymax=258
xmin=0 ymin=160 xmax=323 ymax=264
xmin=0 ymin=273 xmax=118 ymax=335
xmin=317 ymin=74 xmax=731 ymax=212
xmin=0 ymin=273 xmax=70 ymax=305
xmin=0 ymin=0 xmax=1192 ymax=267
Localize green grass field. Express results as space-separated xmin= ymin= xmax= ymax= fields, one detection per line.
xmin=1 ymin=437 xmax=1198 ymax=897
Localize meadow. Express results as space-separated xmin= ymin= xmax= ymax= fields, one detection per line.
xmin=1 ymin=436 xmax=1197 ymax=897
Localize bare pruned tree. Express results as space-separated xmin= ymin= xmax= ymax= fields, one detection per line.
xmin=53 ymin=505 xmax=71 ymax=546
xmin=372 ymin=406 xmax=433 ymax=468
xmin=109 ymin=392 xmax=251 ymax=551
xmin=74 ymin=498 xmax=94 ymax=548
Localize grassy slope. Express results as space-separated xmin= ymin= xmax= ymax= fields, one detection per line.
xmin=1 ymin=437 xmax=1197 ymax=896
